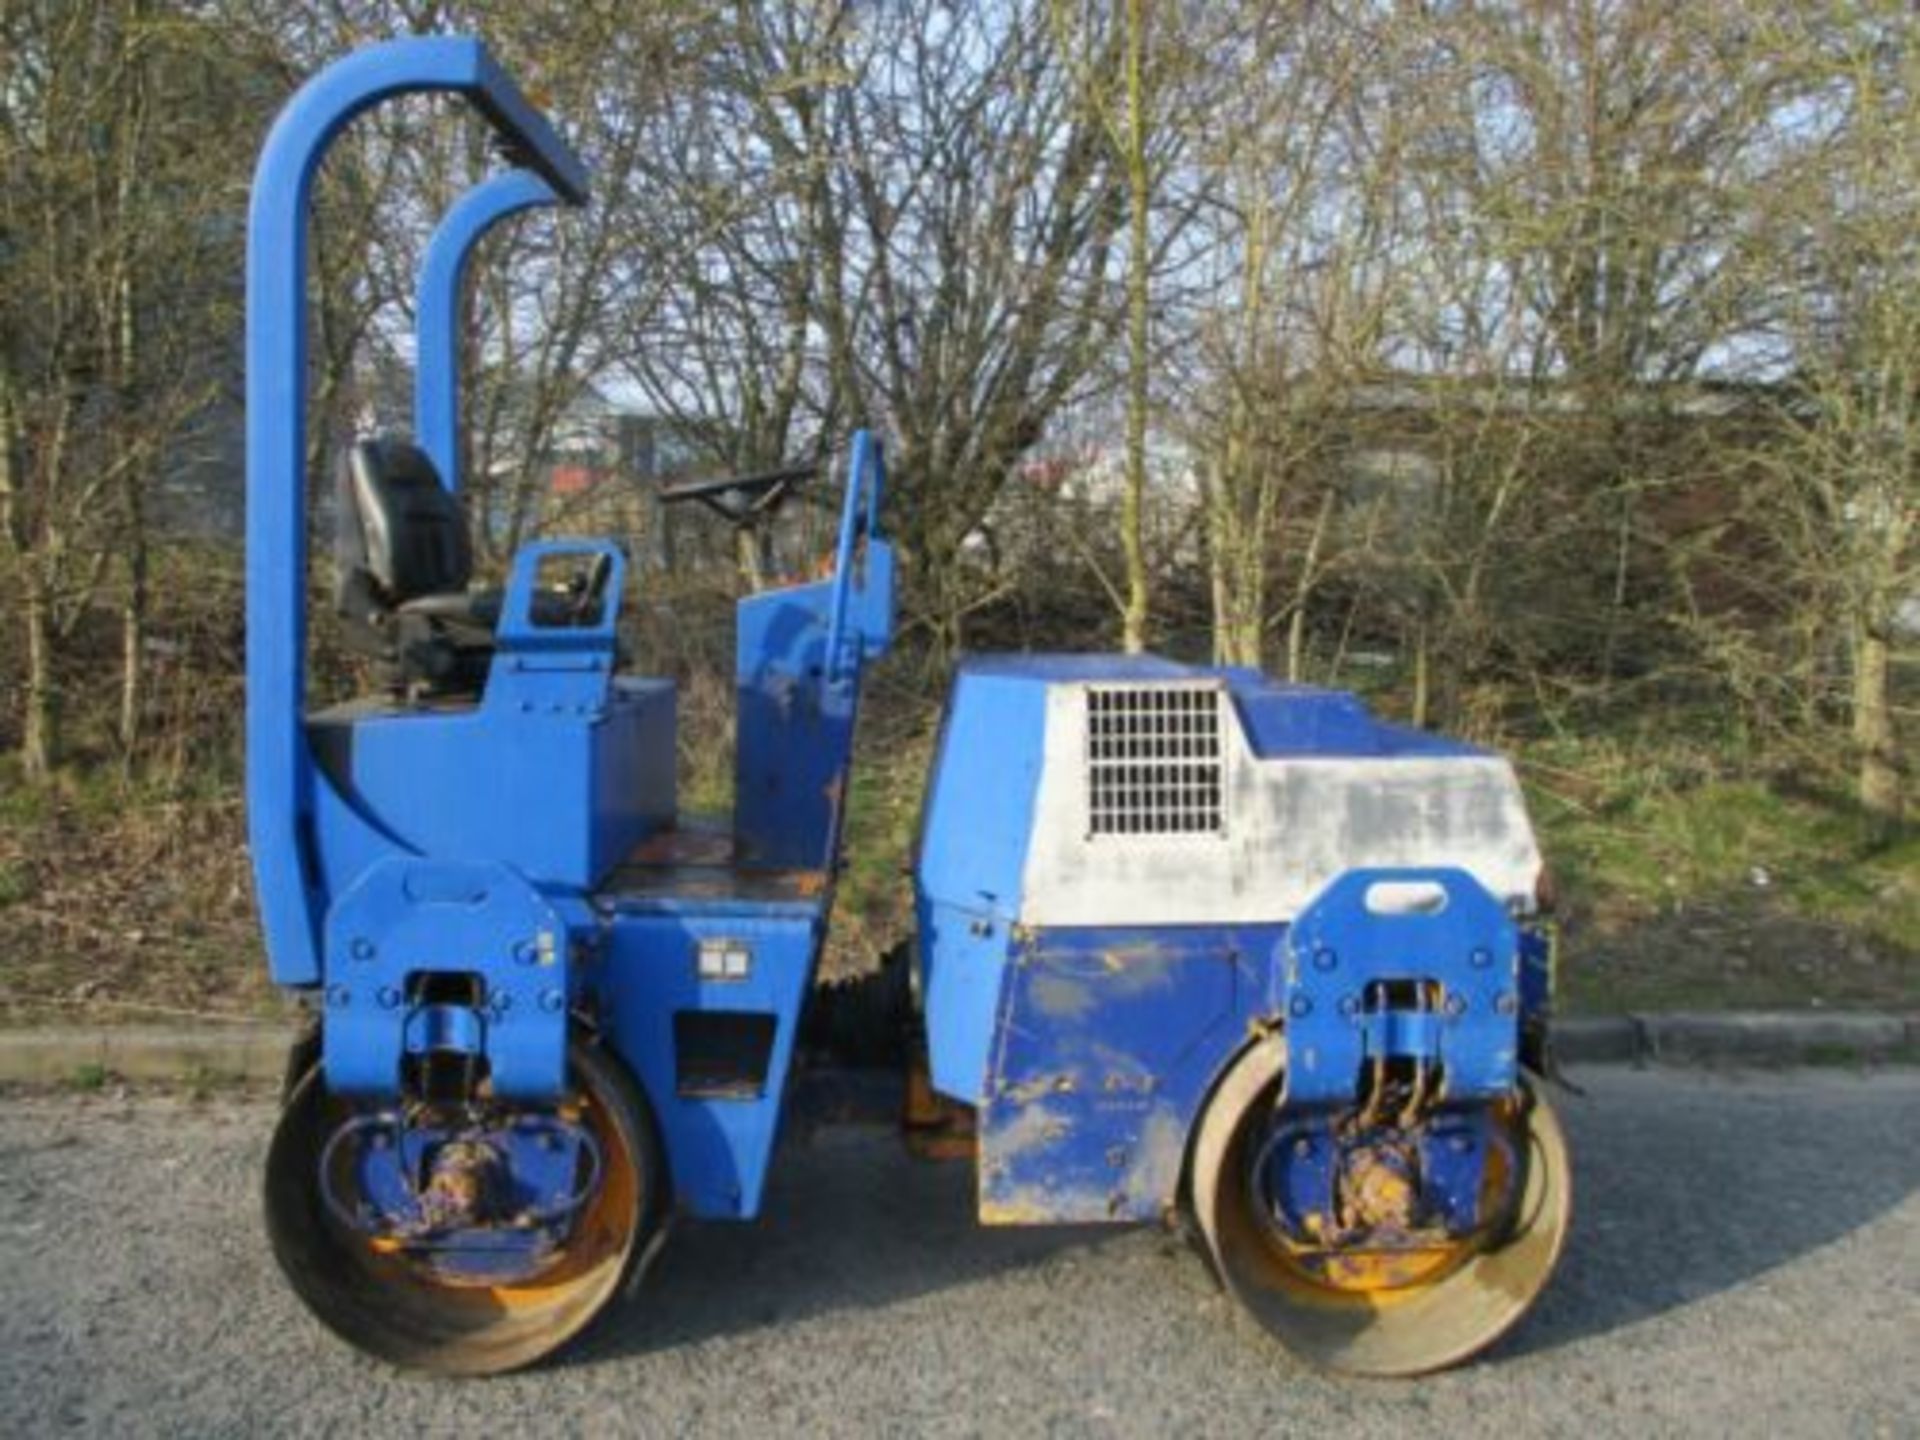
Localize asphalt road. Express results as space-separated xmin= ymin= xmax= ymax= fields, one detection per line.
xmin=2 ymin=1068 xmax=1915 ymax=1438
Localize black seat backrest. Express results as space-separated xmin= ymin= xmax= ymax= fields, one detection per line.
xmin=336 ymin=438 xmax=473 ymax=604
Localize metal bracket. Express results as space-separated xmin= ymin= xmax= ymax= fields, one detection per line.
xmin=322 ymin=857 xmax=575 ymax=1099
xmin=1280 ymin=867 xmax=1521 ymax=1107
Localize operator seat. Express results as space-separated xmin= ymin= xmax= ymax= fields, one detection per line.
xmin=334 ymin=437 xmax=621 ymax=697
xmin=333 ymin=438 xmax=500 ymax=696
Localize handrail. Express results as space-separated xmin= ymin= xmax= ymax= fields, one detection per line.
xmin=823 ymin=429 xmax=885 ymax=682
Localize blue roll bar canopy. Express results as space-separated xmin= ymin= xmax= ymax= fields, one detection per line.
xmin=245 ymin=37 xmax=588 ymax=987
xmin=415 ymin=169 xmax=562 ymax=491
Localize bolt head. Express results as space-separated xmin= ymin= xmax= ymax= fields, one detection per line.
xmin=1312 ymin=947 xmax=1338 ymax=972
xmin=1289 ymin=994 xmax=1313 ymax=1018
xmin=349 ymin=937 xmax=375 ymax=961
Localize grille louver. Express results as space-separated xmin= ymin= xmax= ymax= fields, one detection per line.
xmin=1085 ymin=686 xmax=1224 ymax=838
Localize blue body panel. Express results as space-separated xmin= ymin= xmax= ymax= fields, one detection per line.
xmin=311 ymin=684 xmax=673 ymax=890
xmin=308 ymin=542 xmax=671 ymax=894
xmin=320 ymin=857 xmax=582 ymax=1099
xmin=913 ymin=667 xmax=1049 ymax=1100
xmin=951 ymin=653 xmax=1212 ymax=683
xmin=1281 ymin=867 xmax=1520 ymax=1105
xmin=946 ymin=653 xmax=1483 ymax=759
xmin=732 ymin=673 xmax=856 ymax=870
xmin=592 ymin=902 xmax=823 ymax=1219
xmin=979 ymin=924 xmax=1271 ymax=1223
xmin=1231 ymin=685 xmax=1481 ymax=759
xmin=970 ymin=882 xmax=1535 ymax=1224
xmin=733 ymin=432 xmax=894 ymax=869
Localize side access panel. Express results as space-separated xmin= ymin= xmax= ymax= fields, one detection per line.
xmin=595 ymin=904 xmax=823 ymax=1220
xmin=914 ymin=668 xmax=1049 ymax=1101
xmin=977 ymin=926 xmax=1269 ymax=1223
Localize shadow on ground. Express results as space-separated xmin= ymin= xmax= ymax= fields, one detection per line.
xmin=1497 ymin=1069 xmax=1915 ymax=1362
xmin=570 ymin=1120 xmax=1126 ymax=1365
xmin=570 ymin=1069 xmax=1918 ymax=1371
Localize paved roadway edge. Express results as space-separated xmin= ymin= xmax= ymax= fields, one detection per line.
xmin=0 ymin=1013 xmax=1913 ymax=1088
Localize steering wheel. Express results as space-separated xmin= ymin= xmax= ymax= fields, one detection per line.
xmin=657 ymin=461 xmax=817 ymax=525
xmin=569 ymin=551 xmax=614 ymax=624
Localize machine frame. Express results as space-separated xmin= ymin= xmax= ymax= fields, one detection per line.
xmin=247 ymin=35 xmax=1569 ymax=1380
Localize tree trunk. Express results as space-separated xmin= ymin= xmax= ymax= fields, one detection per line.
xmin=1411 ymin=620 xmax=1431 ymax=730
xmin=113 ymin=173 xmax=147 ymax=762
xmin=119 ymin=514 xmax=147 ymax=759
xmin=1207 ymin=457 xmax=1263 ymax=668
xmin=1222 ymin=566 xmax=1262 ymax=667
xmin=1852 ymin=621 xmax=1901 ymax=824
xmin=1200 ymin=458 xmax=1230 ymax=666
xmin=1284 ymin=608 xmax=1307 ymax=682
xmin=1286 ymin=488 xmax=1335 ymax=682
xmin=1599 ymin=474 xmax=1634 ymax=683
xmin=1118 ymin=0 xmax=1151 ymax=654
xmin=1 ymin=375 xmax=53 ymax=780
xmin=735 ymin=525 xmax=769 ymax=592
xmin=22 ymin=570 xmax=54 ymax=780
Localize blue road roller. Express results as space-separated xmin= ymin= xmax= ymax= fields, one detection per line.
xmin=249 ymin=38 xmax=1570 ymax=1377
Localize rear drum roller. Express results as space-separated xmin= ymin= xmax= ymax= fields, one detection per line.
xmin=1191 ymin=1037 xmax=1571 ymax=1377
xmin=265 ymin=1037 xmax=662 ymax=1375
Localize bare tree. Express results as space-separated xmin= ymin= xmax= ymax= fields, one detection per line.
xmin=1735 ymin=4 xmax=1916 ymax=821
xmin=1 ymin=0 xmax=259 ymax=776
xmin=620 ymin=3 xmax=857 ymax=586
xmin=622 ymin=2 xmax=1131 ymax=652
xmin=1049 ymin=0 xmax=1198 ymax=653
xmin=1182 ymin=3 xmax=1383 ymax=672
xmin=1415 ymin=2 xmax=1819 ymax=683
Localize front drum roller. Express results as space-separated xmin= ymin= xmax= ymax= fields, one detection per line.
xmin=1191 ymin=1035 xmax=1571 ymax=1377
xmin=265 ymin=1035 xmax=663 ymax=1375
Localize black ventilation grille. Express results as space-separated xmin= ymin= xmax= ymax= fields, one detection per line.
xmin=1085 ymin=686 xmax=1224 ymax=838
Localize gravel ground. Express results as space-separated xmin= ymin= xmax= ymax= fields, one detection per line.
xmin=1 ymin=1068 xmax=1915 ymax=1438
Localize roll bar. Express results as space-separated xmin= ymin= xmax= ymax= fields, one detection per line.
xmin=246 ymin=37 xmax=588 ymax=986
xmin=416 ymin=170 xmax=562 ymax=491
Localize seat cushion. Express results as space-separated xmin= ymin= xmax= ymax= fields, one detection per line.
xmin=395 ymin=587 xmax=583 ymax=639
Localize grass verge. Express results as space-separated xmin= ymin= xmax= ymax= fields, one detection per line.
xmin=1 ymin=688 xmax=1909 ymax=1023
